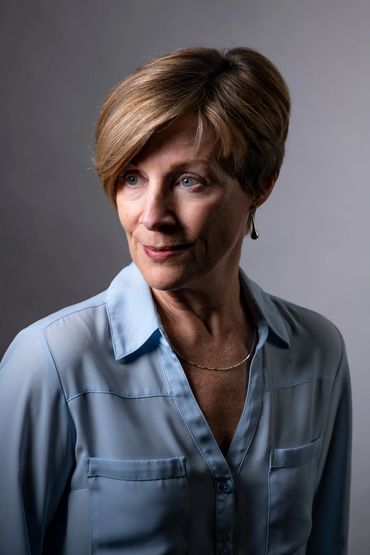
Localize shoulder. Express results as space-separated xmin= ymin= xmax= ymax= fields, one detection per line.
xmin=0 ymin=290 xmax=109 ymax=390
xmin=272 ymin=293 xmax=343 ymax=347
xmin=25 ymin=290 xmax=107 ymax=334
xmin=244 ymin=273 xmax=346 ymax=381
xmin=3 ymin=289 xmax=108 ymax=348
xmin=269 ymin=292 xmax=346 ymax=378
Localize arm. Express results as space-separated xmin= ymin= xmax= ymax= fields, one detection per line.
xmin=307 ymin=336 xmax=352 ymax=555
xmin=0 ymin=328 xmax=75 ymax=554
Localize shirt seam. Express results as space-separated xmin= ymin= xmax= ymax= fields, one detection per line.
xmin=87 ymin=472 xmax=184 ymax=481
xmin=39 ymin=330 xmax=77 ymax=527
xmin=66 ymin=390 xmax=172 ymax=403
xmin=41 ymin=331 xmax=77 ymax=441
xmin=264 ymin=376 xmax=334 ymax=392
xmin=39 ymin=302 xmax=106 ymax=333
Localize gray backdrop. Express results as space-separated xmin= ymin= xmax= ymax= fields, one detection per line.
xmin=1 ymin=0 xmax=369 ymax=553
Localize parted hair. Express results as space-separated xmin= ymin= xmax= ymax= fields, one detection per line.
xmin=94 ymin=47 xmax=290 ymax=203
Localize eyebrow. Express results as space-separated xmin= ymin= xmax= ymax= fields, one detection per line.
xmin=167 ymin=160 xmax=216 ymax=173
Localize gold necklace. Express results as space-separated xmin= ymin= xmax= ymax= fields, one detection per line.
xmin=173 ymin=330 xmax=257 ymax=372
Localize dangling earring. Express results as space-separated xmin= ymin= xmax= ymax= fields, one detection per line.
xmin=250 ymin=214 xmax=259 ymax=240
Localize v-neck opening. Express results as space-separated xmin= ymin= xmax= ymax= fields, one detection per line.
xmin=158 ymin=319 xmax=267 ymax=481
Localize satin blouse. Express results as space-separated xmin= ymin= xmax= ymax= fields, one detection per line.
xmin=0 ymin=262 xmax=351 ymax=554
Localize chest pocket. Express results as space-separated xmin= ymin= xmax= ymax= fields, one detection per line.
xmin=86 ymin=456 xmax=188 ymax=555
xmin=266 ymin=436 xmax=322 ymax=555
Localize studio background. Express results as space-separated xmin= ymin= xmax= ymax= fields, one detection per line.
xmin=1 ymin=1 xmax=369 ymax=553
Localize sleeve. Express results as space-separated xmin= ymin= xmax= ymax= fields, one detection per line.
xmin=0 ymin=328 xmax=76 ymax=554
xmin=307 ymin=334 xmax=352 ymax=555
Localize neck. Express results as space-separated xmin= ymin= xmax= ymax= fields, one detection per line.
xmin=151 ymin=268 xmax=245 ymax=338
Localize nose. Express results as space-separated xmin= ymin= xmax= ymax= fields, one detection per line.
xmin=138 ymin=187 xmax=177 ymax=230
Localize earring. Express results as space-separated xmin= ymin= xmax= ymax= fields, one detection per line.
xmin=250 ymin=215 xmax=259 ymax=240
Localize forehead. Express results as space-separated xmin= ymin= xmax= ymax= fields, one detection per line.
xmin=131 ymin=116 xmax=216 ymax=168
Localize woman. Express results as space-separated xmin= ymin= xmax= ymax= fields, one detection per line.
xmin=0 ymin=47 xmax=351 ymax=554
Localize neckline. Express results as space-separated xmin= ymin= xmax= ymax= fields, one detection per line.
xmin=158 ymin=317 xmax=268 ymax=479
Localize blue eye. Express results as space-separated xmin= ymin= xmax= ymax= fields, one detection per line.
xmin=180 ymin=176 xmax=199 ymax=188
xmin=125 ymin=174 xmax=139 ymax=186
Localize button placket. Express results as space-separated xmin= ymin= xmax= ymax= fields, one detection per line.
xmin=215 ymin=476 xmax=235 ymax=555
xmin=217 ymin=480 xmax=233 ymax=494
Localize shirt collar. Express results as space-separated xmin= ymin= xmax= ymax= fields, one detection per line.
xmin=239 ymin=268 xmax=290 ymax=348
xmin=106 ymin=263 xmax=290 ymax=361
xmin=106 ymin=262 xmax=160 ymax=360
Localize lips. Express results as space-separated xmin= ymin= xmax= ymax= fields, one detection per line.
xmin=143 ymin=243 xmax=192 ymax=261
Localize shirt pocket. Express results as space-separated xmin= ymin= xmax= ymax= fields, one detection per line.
xmin=266 ymin=436 xmax=322 ymax=555
xmin=86 ymin=456 xmax=188 ymax=555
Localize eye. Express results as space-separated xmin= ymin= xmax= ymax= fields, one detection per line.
xmin=118 ymin=170 xmax=144 ymax=189
xmin=124 ymin=173 xmax=140 ymax=186
xmin=179 ymin=175 xmax=203 ymax=188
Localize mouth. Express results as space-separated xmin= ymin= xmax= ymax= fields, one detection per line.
xmin=142 ymin=243 xmax=193 ymax=261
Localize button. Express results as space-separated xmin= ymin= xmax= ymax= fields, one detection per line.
xmin=217 ymin=480 xmax=232 ymax=493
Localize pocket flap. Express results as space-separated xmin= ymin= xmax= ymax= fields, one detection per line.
xmin=270 ymin=436 xmax=322 ymax=469
xmin=87 ymin=456 xmax=186 ymax=481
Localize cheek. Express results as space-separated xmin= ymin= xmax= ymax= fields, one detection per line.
xmin=214 ymin=200 xmax=247 ymax=231
xmin=177 ymin=205 xmax=209 ymax=238
xmin=183 ymin=202 xmax=245 ymax=246
xmin=213 ymin=206 xmax=249 ymax=249
xmin=117 ymin=203 xmax=135 ymax=234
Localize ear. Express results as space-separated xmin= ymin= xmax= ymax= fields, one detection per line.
xmin=244 ymin=176 xmax=277 ymax=236
xmin=254 ymin=175 xmax=276 ymax=208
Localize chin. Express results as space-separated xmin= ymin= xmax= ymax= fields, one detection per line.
xmin=135 ymin=263 xmax=195 ymax=292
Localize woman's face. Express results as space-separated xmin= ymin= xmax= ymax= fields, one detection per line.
xmin=116 ymin=118 xmax=255 ymax=293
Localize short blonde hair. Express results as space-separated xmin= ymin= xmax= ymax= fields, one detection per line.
xmin=95 ymin=47 xmax=290 ymax=203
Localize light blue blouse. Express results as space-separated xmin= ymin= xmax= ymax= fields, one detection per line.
xmin=0 ymin=262 xmax=351 ymax=555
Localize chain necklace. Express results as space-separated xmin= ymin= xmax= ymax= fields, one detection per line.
xmin=173 ymin=330 xmax=257 ymax=372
